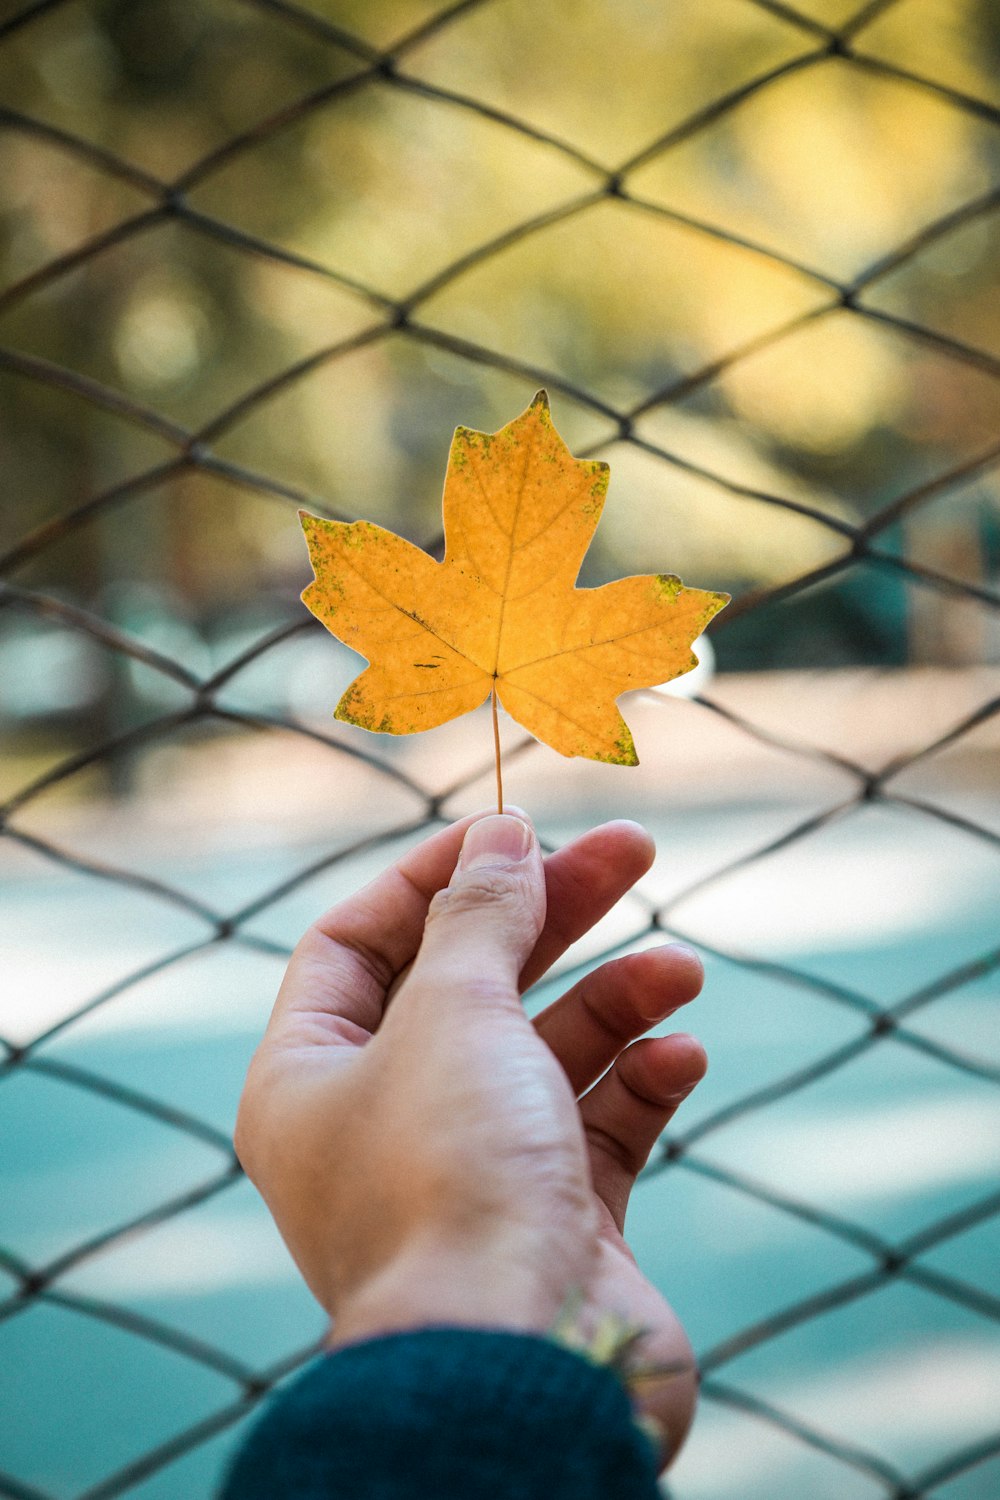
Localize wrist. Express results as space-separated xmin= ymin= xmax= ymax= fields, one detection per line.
xmin=327 ymin=1238 xmax=576 ymax=1350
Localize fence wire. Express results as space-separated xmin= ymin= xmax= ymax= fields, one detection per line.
xmin=1 ymin=0 xmax=999 ymax=1496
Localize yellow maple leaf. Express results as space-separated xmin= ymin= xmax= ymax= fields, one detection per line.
xmin=300 ymin=391 xmax=728 ymax=766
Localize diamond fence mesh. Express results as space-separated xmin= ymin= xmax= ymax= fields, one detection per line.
xmin=1 ymin=0 xmax=999 ymax=1496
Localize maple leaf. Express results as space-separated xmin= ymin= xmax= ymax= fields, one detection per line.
xmin=300 ymin=391 xmax=728 ymax=765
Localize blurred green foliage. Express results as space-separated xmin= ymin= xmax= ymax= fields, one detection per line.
xmin=1 ymin=0 xmax=999 ymax=736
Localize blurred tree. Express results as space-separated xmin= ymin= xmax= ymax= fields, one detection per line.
xmin=1 ymin=0 xmax=998 ymax=752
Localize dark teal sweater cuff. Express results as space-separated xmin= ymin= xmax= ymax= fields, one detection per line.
xmin=220 ymin=1327 xmax=661 ymax=1499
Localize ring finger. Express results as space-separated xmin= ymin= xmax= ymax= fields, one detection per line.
xmin=532 ymin=943 xmax=703 ymax=1096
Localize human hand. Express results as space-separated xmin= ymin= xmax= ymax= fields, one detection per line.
xmin=235 ymin=811 xmax=706 ymax=1460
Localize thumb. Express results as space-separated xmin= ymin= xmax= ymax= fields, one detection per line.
xmin=405 ymin=813 xmax=546 ymax=1002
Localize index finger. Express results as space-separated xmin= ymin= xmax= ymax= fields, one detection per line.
xmin=521 ymin=820 xmax=655 ymax=990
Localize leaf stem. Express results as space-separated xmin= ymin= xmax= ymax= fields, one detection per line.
xmin=491 ymin=681 xmax=503 ymax=814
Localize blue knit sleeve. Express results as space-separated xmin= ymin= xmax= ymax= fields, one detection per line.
xmin=219 ymin=1328 xmax=661 ymax=1499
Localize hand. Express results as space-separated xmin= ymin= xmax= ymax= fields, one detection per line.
xmin=235 ymin=811 xmax=706 ymax=1462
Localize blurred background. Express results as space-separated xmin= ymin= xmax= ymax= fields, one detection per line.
xmin=1 ymin=0 xmax=999 ymax=1496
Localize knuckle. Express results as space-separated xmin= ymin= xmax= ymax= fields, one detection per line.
xmin=232 ymin=1102 xmax=257 ymax=1177
xmin=426 ymin=871 xmax=531 ymax=925
xmin=584 ymin=1120 xmax=644 ymax=1179
xmin=232 ymin=1057 xmax=268 ymax=1178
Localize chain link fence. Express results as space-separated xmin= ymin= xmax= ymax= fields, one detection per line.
xmin=1 ymin=0 xmax=999 ymax=1495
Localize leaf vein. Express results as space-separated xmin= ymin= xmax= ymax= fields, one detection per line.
xmin=500 ymin=679 xmax=609 ymax=740
xmin=491 ymin=418 xmax=540 ymax=674
xmin=463 ymin=443 xmax=512 ymax=542
xmin=512 ymin=468 xmax=600 ymax=557
xmin=335 ymin=548 xmax=479 ymax=669
xmin=382 ymin=674 xmax=488 ymax=703
xmin=503 ymin=614 xmax=692 ymax=673
xmin=448 ymin=505 xmax=502 ymax=597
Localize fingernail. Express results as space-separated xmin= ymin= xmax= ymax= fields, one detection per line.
xmin=641 ymin=997 xmax=679 ymax=1024
xmin=460 ymin=815 xmax=532 ymax=871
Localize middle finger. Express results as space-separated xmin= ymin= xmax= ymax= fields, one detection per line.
xmin=533 ymin=944 xmax=704 ymax=1095
xmin=520 ymin=820 xmax=657 ymax=991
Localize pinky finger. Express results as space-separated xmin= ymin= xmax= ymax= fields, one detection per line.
xmin=580 ymin=1034 xmax=707 ymax=1235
